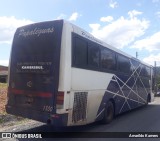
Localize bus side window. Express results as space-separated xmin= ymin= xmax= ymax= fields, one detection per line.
xmin=140 ymin=65 xmax=151 ymax=77
xmin=146 ymin=66 xmax=151 ymax=77
xmin=117 ymin=55 xmax=131 ymax=74
xmin=131 ymin=60 xmax=140 ymax=74
xmin=88 ymin=45 xmax=100 ymax=68
xmin=100 ymin=48 xmax=116 ymax=71
xmin=74 ymin=37 xmax=88 ymax=67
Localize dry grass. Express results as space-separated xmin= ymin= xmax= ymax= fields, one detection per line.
xmin=0 ymin=83 xmax=29 ymax=127
xmin=0 ymin=83 xmax=7 ymax=114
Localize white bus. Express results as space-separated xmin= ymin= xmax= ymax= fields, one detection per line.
xmin=6 ymin=20 xmax=154 ymax=126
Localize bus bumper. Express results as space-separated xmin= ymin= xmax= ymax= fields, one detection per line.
xmin=5 ymin=105 xmax=68 ymax=127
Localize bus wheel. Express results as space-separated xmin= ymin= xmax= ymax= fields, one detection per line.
xmin=101 ymin=101 xmax=114 ymax=124
xmin=147 ymin=94 xmax=151 ymax=105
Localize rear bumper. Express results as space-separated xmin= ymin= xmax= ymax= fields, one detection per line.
xmin=5 ymin=105 xmax=68 ymax=126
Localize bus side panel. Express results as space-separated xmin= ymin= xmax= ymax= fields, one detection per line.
xmin=68 ymin=68 xmax=114 ymax=126
xmin=96 ymin=70 xmax=151 ymax=120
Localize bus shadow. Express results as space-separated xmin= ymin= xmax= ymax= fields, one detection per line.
xmin=19 ymin=103 xmax=160 ymax=133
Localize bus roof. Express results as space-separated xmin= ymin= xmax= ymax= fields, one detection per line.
xmin=16 ymin=19 xmax=152 ymax=68
xmin=63 ymin=19 xmax=152 ymax=68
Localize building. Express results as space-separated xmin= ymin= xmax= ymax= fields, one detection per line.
xmin=0 ymin=65 xmax=8 ymax=83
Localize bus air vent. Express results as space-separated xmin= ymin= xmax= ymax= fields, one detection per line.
xmin=72 ymin=92 xmax=88 ymax=123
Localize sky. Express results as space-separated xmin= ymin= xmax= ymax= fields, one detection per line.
xmin=0 ymin=0 xmax=160 ymax=66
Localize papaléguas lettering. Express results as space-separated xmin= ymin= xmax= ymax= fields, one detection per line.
xmin=18 ymin=27 xmax=54 ymax=37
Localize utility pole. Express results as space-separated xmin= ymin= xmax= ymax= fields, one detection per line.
xmin=136 ymin=52 xmax=138 ymax=59
xmin=154 ymin=61 xmax=157 ymax=96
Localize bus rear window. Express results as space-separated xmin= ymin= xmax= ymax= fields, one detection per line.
xmin=10 ymin=21 xmax=63 ymax=75
xmin=15 ymin=55 xmax=53 ymax=74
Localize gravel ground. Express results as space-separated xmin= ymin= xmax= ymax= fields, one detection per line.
xmin=0 ymin=119 xmax=44 ymax=132
xmin=0 ymin=114 xmax=24 ymax=127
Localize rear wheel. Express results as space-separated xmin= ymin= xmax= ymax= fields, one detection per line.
xmin=146 ymin=94 xmax=151 ymax=105
xmin=101 ymin=101 xmax=114 ymax=124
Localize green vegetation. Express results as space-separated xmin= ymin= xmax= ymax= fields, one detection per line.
xmin=155 ymin=67 xmax=160 ymax=90
xmin=0 ymin=118 xmax=4 ymax=124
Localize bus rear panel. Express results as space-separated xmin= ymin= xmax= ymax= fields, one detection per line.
xmin=6 ymin=20 xmax=67 ymax=126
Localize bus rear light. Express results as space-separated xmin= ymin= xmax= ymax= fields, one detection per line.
xmin=8 ymin=87 xmax=23 ymax=94
xmin=56 ymin=91 xmax=64 ymax=105
xmin=8 ymin=88 xmax=52 ymax=98
xmin=51 ymin=114 xmax=59 ymax=118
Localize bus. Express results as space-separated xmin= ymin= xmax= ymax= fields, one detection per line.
xmin=6 ymin=19 xmax=154 ymax=126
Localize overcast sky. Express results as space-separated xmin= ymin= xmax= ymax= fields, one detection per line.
xmin=0 ymin=0 xmax=160 ymax=66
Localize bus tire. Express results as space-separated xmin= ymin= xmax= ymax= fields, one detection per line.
xmin=147 ymin=94 xmax=151 ymax=105
xmin=101 ymin=101 xmax=114 ymax=124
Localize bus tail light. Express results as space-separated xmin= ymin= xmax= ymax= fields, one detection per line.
xmin=56 ymin=91 xmax=64 ymax=107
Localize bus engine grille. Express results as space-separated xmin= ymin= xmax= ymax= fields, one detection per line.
xmin=72 ymin=92 xmax=88 ymax=123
